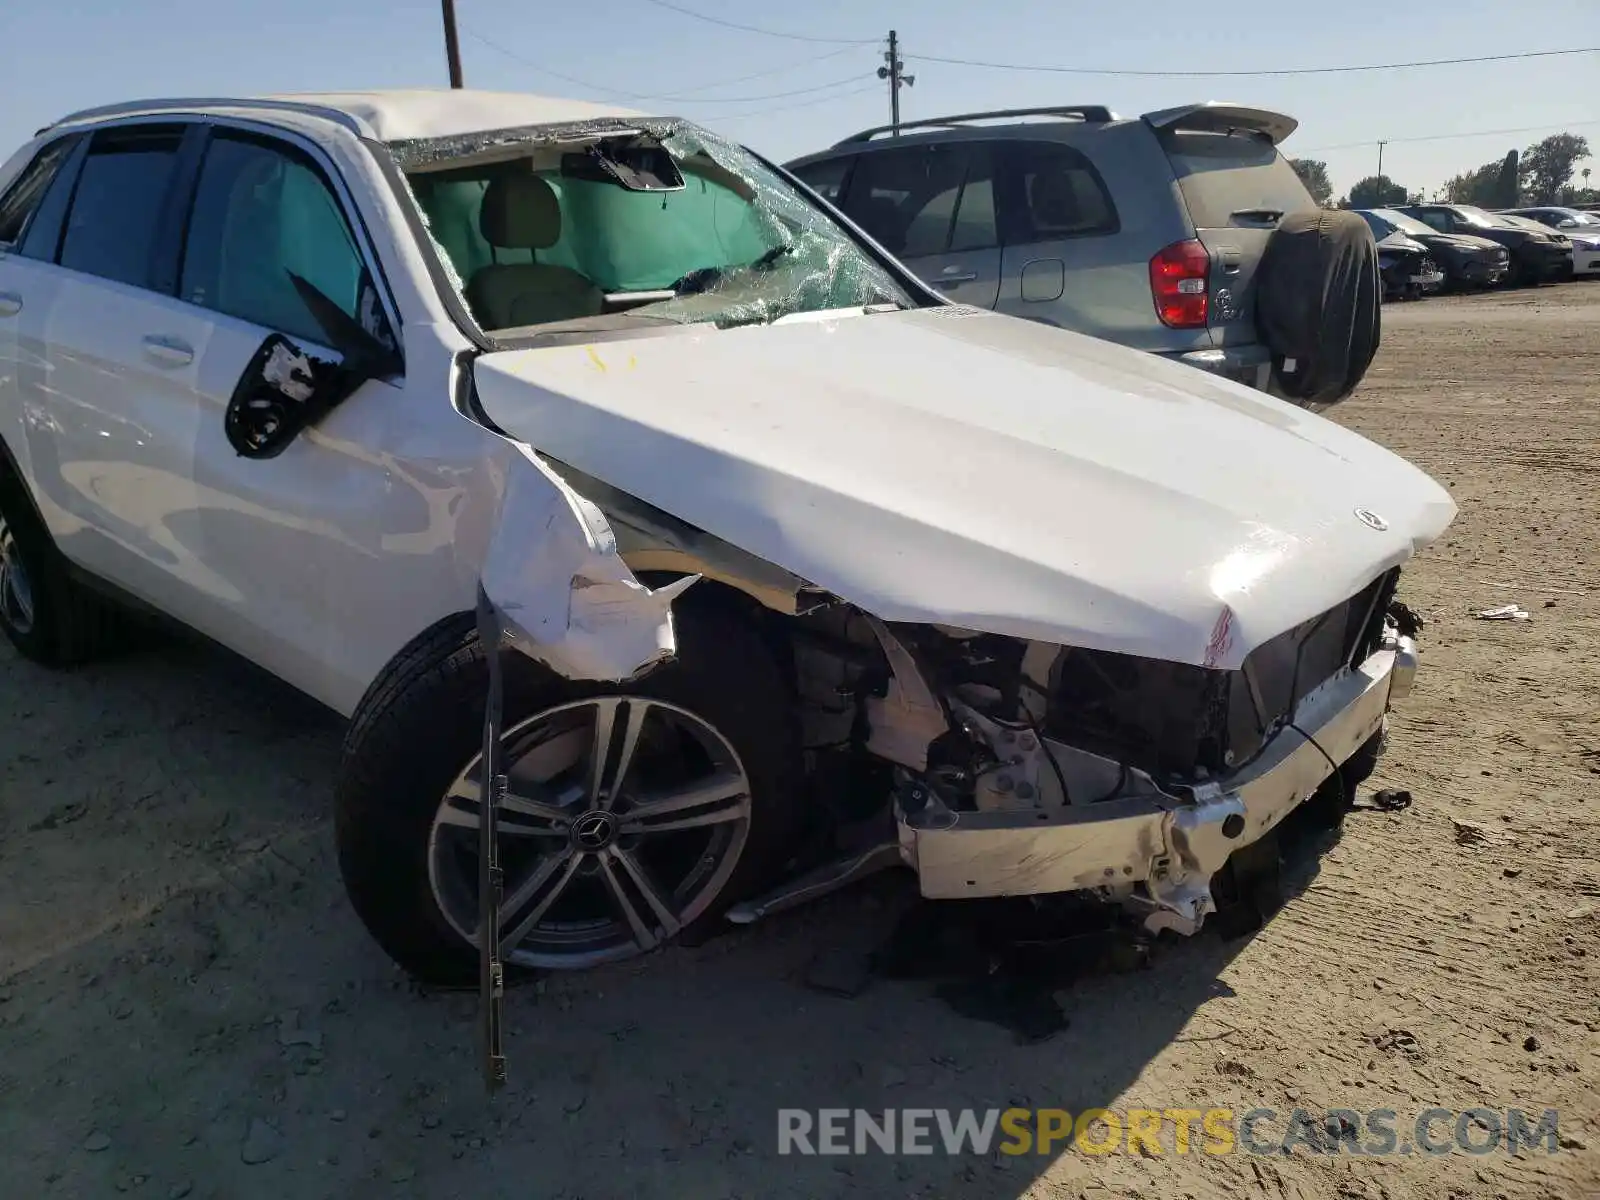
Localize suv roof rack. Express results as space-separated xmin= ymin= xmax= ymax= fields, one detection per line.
xmin=833 ymin=105 xmax=1115 ymax=146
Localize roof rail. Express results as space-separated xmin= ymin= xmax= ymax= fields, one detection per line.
xmin=833 ymin=105 xmax=1115 ymax=146
xmin=39 ymin=97 xmax=372 ymax=139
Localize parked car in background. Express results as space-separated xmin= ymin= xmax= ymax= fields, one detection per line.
xmin=1502 ymin=205 xmax=1600 ymax=234
xmin=1398 ymin=203 xmax=1569 ymax=285
xmin=1498 ymin=208 xmax=1600 ymax=277
xmin=1355 ymin=216 xmax=1443 ymax=300
xmin=1355 ymin=208 xmax=1509 ymax=291
xmin=0 ymin=90 xmax=1450 ymax=988
xmin=786 ymin=102 xmax=1377 ymax=401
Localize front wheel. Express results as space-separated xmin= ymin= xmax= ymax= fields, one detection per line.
xmin=334 ymin=602 xmax=803 ymax=984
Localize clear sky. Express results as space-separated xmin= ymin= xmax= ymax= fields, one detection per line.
xmin=2 ymin=0 xmax=1596 ymax=199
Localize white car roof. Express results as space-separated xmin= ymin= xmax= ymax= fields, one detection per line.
xmin=46 ymin=88 xmax=652 ymax=143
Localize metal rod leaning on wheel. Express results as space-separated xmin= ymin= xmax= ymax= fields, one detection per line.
xmin=474 ymin=582 xmax=508 ymax=1092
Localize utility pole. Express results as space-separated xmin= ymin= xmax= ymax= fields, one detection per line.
xmin=1376 ymin=140 xmax=1386 ymax=179
xmin=441 ymin=0 xmax=465 ymax=89
xmin=877 ymin=30 xmax=914 ymax=135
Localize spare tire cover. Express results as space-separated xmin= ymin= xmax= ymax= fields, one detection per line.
xmin=1254 ymin=209 xmax=1381 ymax=408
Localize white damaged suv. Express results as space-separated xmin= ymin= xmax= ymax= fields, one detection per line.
xmin=0 ymin=90 xmax=1455 ymax=982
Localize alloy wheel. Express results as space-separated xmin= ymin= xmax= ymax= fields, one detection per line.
xmin=0 ymin=514 xmax=36 ymax=636
xmin=427 ymin=696 xmax=754 ymax=969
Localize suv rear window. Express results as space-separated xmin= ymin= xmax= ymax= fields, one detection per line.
xmin=1160 ymin=131 xmax=1313 ymax=229
xmin=1005 ymin=142 xmax=1118 ymax=240
xmin=59 ymin=128 xmax=185 ymax=289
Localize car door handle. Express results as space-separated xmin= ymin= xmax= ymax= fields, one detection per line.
xmin=933 ymin=273 xmax=978 ymax=286
xmin=0 ymin=291 xmax=21 ymax=318
xmin=142 ymin=334 xmax=194 ymax=367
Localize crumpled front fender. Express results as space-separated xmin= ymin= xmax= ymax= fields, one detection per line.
xmin=480 ymin=440 xmax=697 ymax=681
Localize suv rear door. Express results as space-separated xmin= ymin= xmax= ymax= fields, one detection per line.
xmin=12 ymin=123 xmax=221 ymax=624
xmin=0 ymin=133 xmax=83 ymax=479
xmin=1146 ymin=106 xmax=1315 ymax=349
xmin=992 ymin=140 xmax=1132 ymax=341
xmin=834 ymin=141 xmax=1002 ymax=308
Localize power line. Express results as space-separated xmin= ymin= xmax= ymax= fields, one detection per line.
xmin=668 ymin=72 xmax=871 ymax=106
xmin=636 ymin=0 xmax=875 ymax=45
xmin=650 ymin=44 xmax=861 ymax=97
xmin=465 ymin=28 xmax=869 ymax=106
xmin=904 ymin=44 xmax=1597 ymax=78
xmin=1298 ymin=118 xmax=1600 ymax=154
xmin=633 ymin=5 xmax=1594 ymax=78
xmin=464 ymin=29 xmax=653 ymax=99
xmin=710 ymin=81 xmax=883 ymax=122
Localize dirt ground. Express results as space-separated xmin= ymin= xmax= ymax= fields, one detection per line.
xmin=2 ymin=282 xmax=1597 ymax=1200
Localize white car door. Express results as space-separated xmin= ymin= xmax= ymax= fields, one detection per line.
xmin=13 ymin=123 xmax=224 ymax=627
xmin=166 ymin=124 xmax=428 ymax=709
xmin=0 ymin=134 xmax=84 ymax=487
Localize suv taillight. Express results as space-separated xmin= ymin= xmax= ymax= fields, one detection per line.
xmin=1149 ymin=239 xmax=1211 ymax=328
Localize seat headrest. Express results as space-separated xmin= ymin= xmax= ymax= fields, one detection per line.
xmin=479 ymin=174 xmax=562 ymax=250
xmin=1030 ymin=172 xmax=1082 ymax=229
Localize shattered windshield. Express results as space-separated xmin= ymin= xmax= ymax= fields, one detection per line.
xmin=397 ymin=122 xmax=915 ymax=337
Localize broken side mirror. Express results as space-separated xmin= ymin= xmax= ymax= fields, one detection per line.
xmin=223 ymin=334 xmax=357 ymax=459
xmin=221 ymin=274 xmax=404 ymax=460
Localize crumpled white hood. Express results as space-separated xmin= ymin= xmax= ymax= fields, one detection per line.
xmin=473 ymin=306 xmax=1455 ymax=669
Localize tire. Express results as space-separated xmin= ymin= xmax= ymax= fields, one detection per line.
xmin=0 ymin=463 xmax=123 ymax=665
xmin=335 ymin=598 xmax=804 ymax=985
xmin=1253 ymin=209 xmax=1381 ymax=407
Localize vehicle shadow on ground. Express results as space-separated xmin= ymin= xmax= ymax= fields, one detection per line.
xmin=0 ymin=638 xmax=1338 ymax=1200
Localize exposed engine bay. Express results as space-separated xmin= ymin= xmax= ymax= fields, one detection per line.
xmin=731 ymin=567 xmax=1412 ymax=934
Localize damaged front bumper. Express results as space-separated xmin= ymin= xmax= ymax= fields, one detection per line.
xmin=897 ymin=628 xmax=1419 ymax=935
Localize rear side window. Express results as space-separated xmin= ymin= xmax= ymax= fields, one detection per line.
xmin=1160 ymin=131 xmax=1313 ymax=229
xmin=1003 ymin=142 xmax=1118 ymax=241
xmin=790 ymin=157 xmax=852 ymax=204
xmin=59 ymin=128 xmax=185 ymax=289
xmin=181 ymin=133 xmax=370 ymax=346
xmin=0 ymin=137 xmax=78 ymax=246
xmin=1413 ymin=210 xmax=1452 ymax=233
xmin=843 ymin=144 xmax=997 ymax=257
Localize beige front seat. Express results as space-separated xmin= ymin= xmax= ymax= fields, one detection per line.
xmin=466 ymin=175 xmax=605 ymax=330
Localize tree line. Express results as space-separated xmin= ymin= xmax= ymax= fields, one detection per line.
xmin=1288 ymin=133 xmax=1593 ymax=211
